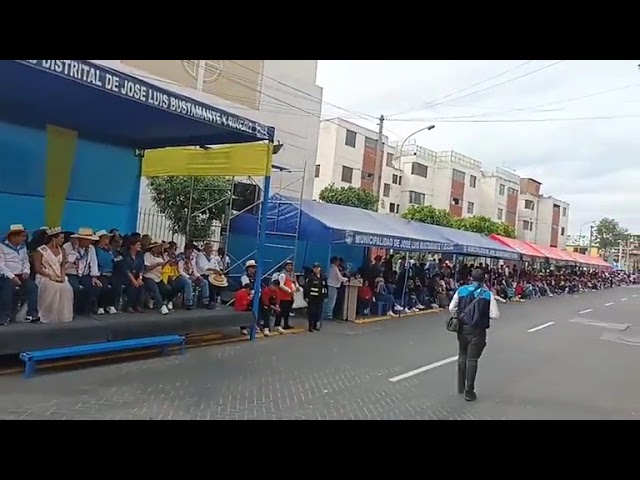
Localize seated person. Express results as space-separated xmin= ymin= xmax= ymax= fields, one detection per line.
xmin=143 ymin=241 xmax=174 ymax=315
xmin=234 ymin=283 xmax=253 ymax=312
xmin=374 ymin=277 xmax=398 ymax=317
xmin=357 ymin=280 xmax=373 ymax=316
xmin=121 ymin=239 xmax=145 ymax=313
xmin=64 ymin=228 xmax=103 ymax=315
xmin=0 ymin=224 xmax=39 ymax=324
xmin=258 ymin=279 xmax=281 ymax=336
xmin=177 ymin=243 xmax=204 ymax=310
xmin=162 ymin=242 xmax=191 ymax=310
xmin=94 ymin=230 xmax=119 ymax=315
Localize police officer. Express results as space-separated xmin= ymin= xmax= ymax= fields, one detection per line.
xmin=304 ymin=262 xmax=328 ymax=332
xmin=449 ymin=268 xmax=500 ymax=402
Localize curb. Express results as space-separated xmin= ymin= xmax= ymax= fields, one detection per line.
xmin=352 ymin=308 xmax=443 ymax=325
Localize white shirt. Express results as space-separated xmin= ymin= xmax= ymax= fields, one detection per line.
xmin=64 ymin=243 xmax=99 ymax=277
xmin=0 ymin=241 xmax=30 ymax=279
xmin=178 ymin=252 xmax=199 ymax=279
xmin=196 ymin=252 xmax=224 ymax=275
xmin=327 ymin=264 xmax=348 ymax=288
xmin=143 ymin=252 xmax=166 ymax=282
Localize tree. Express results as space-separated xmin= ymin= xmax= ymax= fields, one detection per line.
xmin=147 ymin=176 xmax=232 ymax=240
xmin=594 ymin=217 xmax=628 ymax=260
xmin=318 ymin=184 xmax=379 ymax=211
xmin=454 ymin=215 xmax=516 ymax=238
xmin=401 ymin=205 xmax=456 ymax=227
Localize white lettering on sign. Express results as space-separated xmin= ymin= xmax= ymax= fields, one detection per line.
xmin=19 ymin=60 xmax=271 ymax=140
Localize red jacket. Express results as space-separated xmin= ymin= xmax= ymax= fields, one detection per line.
xmin=261 ymin=287 xmax=280 ymax=309
xmin=358 ymin=286 xmax=372 ymax=301
xmin=234 ymin=289 xmax=252 ymax=312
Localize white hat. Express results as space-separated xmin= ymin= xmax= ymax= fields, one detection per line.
xmin=245 ymin=260 xmax=257 ymax=268
xmin=95 ymin=230 xmax=111 ymax=238
xmin=71 ymin=228 xmax=99 ymax=241
xmin=7 ymin=224 xmax=27 ymax=236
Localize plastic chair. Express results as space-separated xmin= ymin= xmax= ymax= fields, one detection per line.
xmin=377 ymin=301 xmax=389 ymax=317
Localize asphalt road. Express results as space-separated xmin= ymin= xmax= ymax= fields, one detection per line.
xmin=1 ymin=286 xmax=639 ymax=420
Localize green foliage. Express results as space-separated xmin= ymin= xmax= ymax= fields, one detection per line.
xmin=318 ymin=184 xmax=379 ymax=211
xmin=594 ymin=217 xmax=628 ymax=259
xmin=403 ymin=206 xmax=516 ymax=238
xmin=402 ymin=205 xmax=455 ymax=227
xmin=147 ymin=176 xmax=232 ymax=240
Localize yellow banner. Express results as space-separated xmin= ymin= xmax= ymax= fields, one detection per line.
xmin=142 ymin=142 xmax=272 ymax=177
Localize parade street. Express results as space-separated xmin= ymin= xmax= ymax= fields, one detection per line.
xmin=0 ymin=287 xmax=639 ymax=420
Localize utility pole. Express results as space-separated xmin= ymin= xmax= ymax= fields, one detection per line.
xmin=588 ymin=225 xmax=594 ymax=256
xmin=372 ymin=114 xmax=385 ymax=205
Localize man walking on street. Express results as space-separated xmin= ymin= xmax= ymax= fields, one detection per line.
xmin=304 ymin=262 xmax=328 ymax=332
xmin=449 ymin=268 xmax=500 ymax=402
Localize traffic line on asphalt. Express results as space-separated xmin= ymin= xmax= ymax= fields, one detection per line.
xmin=389 ymin=355 xmax=458 ymax=383
xmin=604 ymin=302 xmax=615 ymax=306
xmin=569 ymin=318 xmax=630 ymax=331
xmin=633 ymin=294 xmax=637 ymax=298
xmin=578 ymin=309 xmax=593 ymax=314
xmin=621 ymin=298 xmax=628 ymax=301
xmin=527 ymin=321 xmax=555 ymax=333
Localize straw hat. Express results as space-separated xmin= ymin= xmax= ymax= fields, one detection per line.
xmin=245 ymin=260 xmax=257 ymax=268
xmin=7 ymin=224 xmax=27 ymax=236
xmin=71 ymin=228 xmax=99 ymax=241
xmin=145 ymin=241 xmax=164 ymax=251
xmin=208 ymin=273 xmax=229 ymax=288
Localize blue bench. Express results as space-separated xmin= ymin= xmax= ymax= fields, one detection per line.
xmin=19 ymin=335 xmax=186 ymax=379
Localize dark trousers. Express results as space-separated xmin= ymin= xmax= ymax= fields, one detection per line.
xmin=457 ymin=326 xmax=487 ymax=394
xmin=275 ymin=299 xmax=293 ymax=328
xmin=98 ymin=275 xmax=122 ymax=309
xmin=124 ymin=277 xmax=145 ymax=310
xmin=259 ymin=306 xmax=274 ymax=330
xmin=0 ymin=276 xmax=38 ymax=321
xmin=201 ymin=275 xmax=223 ymax=305
xmin=67 ymin=274 xmax=100 ymax=315
xmin=307 ymin=301 xmax=323 ymax=330
xmin=143 ymin=278 xmax=173 ymax=309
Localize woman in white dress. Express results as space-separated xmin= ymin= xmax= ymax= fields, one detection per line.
xmin=32 ymin=226 xmax=74 ymax=323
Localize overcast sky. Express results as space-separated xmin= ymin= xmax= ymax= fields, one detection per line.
xmin=316 ymin=60 xmax=640 ymax=235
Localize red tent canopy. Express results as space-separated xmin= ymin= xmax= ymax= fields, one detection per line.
xmin=489 ymin=234 xmax=545 ymax=259
xmin=567 ymin=251 xmax=596 ymax=266
xmin=524 ymin=242 xmax=569 ymax=262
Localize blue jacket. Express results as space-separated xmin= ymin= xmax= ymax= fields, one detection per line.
xmin=450 ymin=283 xmax=497 ymax=330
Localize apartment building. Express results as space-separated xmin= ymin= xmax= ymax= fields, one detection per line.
xmin=518 ymin=178 xmax=570 ymax=248
xmin=391 ymin=141 xmax=483 ymax=217
xmin=314 ymin=118 xmax=404 ymax=214
xmin=478 ymin=167 xmax=520 ymax=228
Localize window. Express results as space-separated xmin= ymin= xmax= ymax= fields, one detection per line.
xmin=452 ymin=169 xmax=466 ymax=182
xmin=497 ymin=208 xmax=504 ymax=221
xmin=562 ymin=207 xmax=567 ymax=217
xmin=524 ymin=199 xmax=535 ymax=210
xmin=345 ymin=129 xmax=357 ymax=148
xmin=408 ymin=191 xmax=425 ymax=205
xmin=314 ymin=164 xmax=320 ymax=178
xmin=361 ymin=171 xmax=374 ymax=182
xmin=561 ymin=227 xmax=566 ymax=236
xmin=498 ymin=184 xmax=505 ymax=196
xmin=341 ymin=166 xmax=353 ymax=184
xmin=507 ymin=187 xmax=518 ymax=196
xmin=386 ymin=152 xmax=395 ymax=167
xmin=451 ymin=197 xmax=461 ymax=206
xmin=469 ymin=175 xmax=477 ymax=188
xmin=383 ymin=183 xmax=391 ymax=197
xmin=523 ymin=220 xmax=533 ymax=231
xmin=411 ymin=162 xmax=428 ymax=178
xmin=392 ymin=174 xmax=402 ymax=185
xmin=389 ymin=202 xmax=400 ymax=214
xmin=467 ymin=201 xmax=475 ymax=215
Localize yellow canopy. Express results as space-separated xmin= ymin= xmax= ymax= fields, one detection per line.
xmin=142 ymin=141 xmax=272 ymax=177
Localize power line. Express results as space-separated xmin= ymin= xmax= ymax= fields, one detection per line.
xmin=387 ymin=60 xmax=536 ymax=117
xmin=391 ymin=114 xmax=640 ymax=124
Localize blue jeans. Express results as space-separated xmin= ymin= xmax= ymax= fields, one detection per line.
xmin=171 ymin=277 xmax=193 ymax=306
xmin=324 ymin=286 xmax=339 ymax=320
xmin=0 ymin=276 xmax=38 ymax=321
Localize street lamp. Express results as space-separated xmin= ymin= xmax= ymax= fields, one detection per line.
xmin=396 ymin=125 xmax=436 ymax=163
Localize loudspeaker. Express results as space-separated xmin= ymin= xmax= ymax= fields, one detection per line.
xmin=232 ymin=182 xmax=259 ymax=215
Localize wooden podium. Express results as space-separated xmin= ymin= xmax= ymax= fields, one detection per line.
xmin=341 ymin=278 xmax=363 ymax=322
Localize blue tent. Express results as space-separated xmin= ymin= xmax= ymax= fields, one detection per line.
xmin=0 ymin=60 xmax=275 ymax=148
xmin=230 ymin=196 xmax=520 ymax=263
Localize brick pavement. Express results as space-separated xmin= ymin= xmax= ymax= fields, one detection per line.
xmin=0 ymin=287 xmax=637 ymax=420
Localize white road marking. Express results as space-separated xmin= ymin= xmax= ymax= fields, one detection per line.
xmin=578 ymin=309 xmax=593 ymax=314
xmin=604 ymin=302 xmax=615 ymax=306
xmin=633 ymin=294 xmax=637 ymax=298
xmin=389 ymin=355 xmax=458 ymax=383
xmin=527 ymin=321 xmax=555 ymax=333
xmin=569 ymin=318 xmax=630 ymax=331
xmin=621 ymin=298 xmax=628 ymax=301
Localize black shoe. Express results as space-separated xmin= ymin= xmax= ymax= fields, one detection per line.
xmin=464 ymin=390 xmax=477 ymax=402
xmin=308 ymin=326 xmax=314 ymax=332
xmin=26 ymin=316 xmax=41 ymax=324
xmin=185 ymin=305 xmax=193 ymax=311
xmin=283 ymin=324 xmax=295 ymax=330
xmin=313 ymin=325 xmax=320 ymax=331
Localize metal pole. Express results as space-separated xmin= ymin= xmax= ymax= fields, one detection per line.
xmin=250 ymin=144 xmax=273 ymax=341
xmin=185 ymin=177 xmax=195 ymax=241
xmin=223 ymin=176 xmax=235 ymax=254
